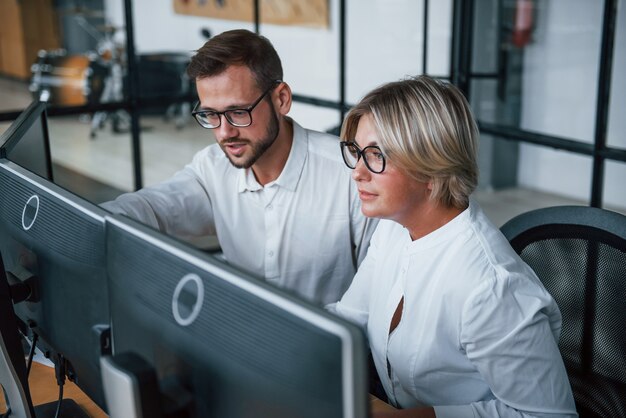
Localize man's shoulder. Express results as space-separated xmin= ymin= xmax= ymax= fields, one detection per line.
xmin=375 ymin=219 xmax=403 ymax=237
xmin=301 ymin=127 xmax=344 ymax=163
xmin=303 ymin=127 xmax=340 ymax=146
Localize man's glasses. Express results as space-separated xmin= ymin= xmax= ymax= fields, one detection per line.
xmin=192 ymin=80 xmax=282 ymax=129
xmin=340 ymin=141 xmax=386 ymax=174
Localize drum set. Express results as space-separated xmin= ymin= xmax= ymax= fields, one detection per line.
xmin=29 ymin=9 xmax=193 ymax=138
xmin=29 ymin=49 xmax=108 ymax=107
xmin=29 ymin=12 xmax=130 ymax=138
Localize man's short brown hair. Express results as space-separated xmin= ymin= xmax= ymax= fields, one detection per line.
xmin=187 ymin=29 xmax=283 ymax=91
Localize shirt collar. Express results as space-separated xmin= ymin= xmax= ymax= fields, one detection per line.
xmin=237 ymin=118 xmax=308 ymax=193
xmin=402 ymin=201 xmax=473 ymax=252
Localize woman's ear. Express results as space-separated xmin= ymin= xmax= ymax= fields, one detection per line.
xmin=274 ymin=82 xmax=292 ymax=116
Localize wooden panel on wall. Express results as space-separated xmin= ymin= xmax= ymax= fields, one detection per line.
xmin=0 ymin=0 xmax=26 ymax=78
xmin=0 ymin=0 xmax=60 ymax=79
xmin=23 ymin=0 xmax=61 ymax=49
xmin=173 ymin=0 xmax=329 ymax=28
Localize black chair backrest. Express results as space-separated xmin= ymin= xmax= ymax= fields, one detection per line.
xmin=501 ymin=206 xmax=626 ymax=418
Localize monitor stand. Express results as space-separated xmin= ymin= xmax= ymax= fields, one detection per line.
xmin=0 ymin=342 xmax=34 ymax=418
xmin=1 ymin=256 xmax=89 ymax=418
xmin=0 ymin=255 xmax=35 ymax=418
xmin=33 ymin=398 xmax=90 ymax=417
xmin=100 ymin=353 xmax=164 ymax=418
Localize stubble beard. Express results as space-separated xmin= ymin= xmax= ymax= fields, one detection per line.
xmin=220 ymin=105 xmax=280 ymax=169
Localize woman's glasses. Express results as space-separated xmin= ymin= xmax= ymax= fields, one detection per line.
xmin=340 ymin=141 xmax=386 ymax=174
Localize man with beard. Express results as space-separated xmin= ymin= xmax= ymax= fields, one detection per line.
xmin=102 ymin=29 xmax=377 ymax=306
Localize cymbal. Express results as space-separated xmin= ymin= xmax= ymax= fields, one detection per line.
xmin=60 ymin=7 xmax=106 ymax=18
xmin=96 ymin=24 xmax=124 ymax=33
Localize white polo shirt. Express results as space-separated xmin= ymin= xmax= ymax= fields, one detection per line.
xmin=102 ymin=120 xmax=377 ymax=305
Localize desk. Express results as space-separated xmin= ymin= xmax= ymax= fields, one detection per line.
xmin=370 ymin=394 xmax=397 ymax=413
xmin=1 ymin=362 xmax=394 ymax=417
xmin=0 ymin=361 xmax=106 ymax=417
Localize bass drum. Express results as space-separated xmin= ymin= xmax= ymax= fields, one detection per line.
xmin=29 ymin=51 xmax=108 ymax=106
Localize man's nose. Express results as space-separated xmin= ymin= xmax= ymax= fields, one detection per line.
xmin=215 ymin=115 xmax=238 ymax=140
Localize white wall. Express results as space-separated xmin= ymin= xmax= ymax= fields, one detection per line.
xmin=104 ymin=0 xmax=452 ymax=132
xmin=518 ymin=0 xmax=626 ymax=208
xmin=104 ymin=0 xmax=625 ymax=208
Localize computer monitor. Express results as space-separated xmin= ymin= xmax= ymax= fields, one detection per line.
xmin=0 ymin=159 xmax=110 ymax=411
xmin=102 ymin=214 xmax=368 ymax=418
xmin=0 ymin=101 xmax=53 ymax=181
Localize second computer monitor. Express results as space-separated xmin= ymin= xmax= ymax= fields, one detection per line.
xmin=0 ymin=159 xmax=110 ymax=410
xmin=105 ymin=214 xmax=368 ymax=418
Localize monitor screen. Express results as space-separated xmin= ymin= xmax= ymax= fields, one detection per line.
xmin=0 ymin=101 xmax=53 ymax=181
xmin=103 ymin=214 xmax=368 ymax=418
xmin=0 ymin=159 xmax=110 ymax=410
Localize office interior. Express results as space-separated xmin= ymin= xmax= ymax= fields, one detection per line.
xmin=0 ymin=0 xmax=625 ymax=416
xmin=0 ymin=0 xmax=623 ymax=224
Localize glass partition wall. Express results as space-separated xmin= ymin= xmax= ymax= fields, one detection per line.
xmin=471 ymin=0 xmax=625 ymax=215
xmin=0 ymin=0 xmax=623 ymax=220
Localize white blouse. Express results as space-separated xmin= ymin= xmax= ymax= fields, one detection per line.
xmin=333 ymin=200 xmax=577 ymax=417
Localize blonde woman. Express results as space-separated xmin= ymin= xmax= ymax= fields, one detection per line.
xmin=331 ymin=76 xmax=577 ymax=418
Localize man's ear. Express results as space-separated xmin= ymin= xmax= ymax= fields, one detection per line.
xmin=274 ymin=82 xmax=292 ymax=116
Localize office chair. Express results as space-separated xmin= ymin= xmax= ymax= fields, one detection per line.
xmin=500 ymin=206 xmax=626 ymax=418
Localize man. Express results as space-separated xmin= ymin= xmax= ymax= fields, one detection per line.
xmin=102 ymin=29 xmax=376 ymax=306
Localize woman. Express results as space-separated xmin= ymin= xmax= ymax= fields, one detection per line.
xmin=332 ymin=76 xmax=577 ymax=417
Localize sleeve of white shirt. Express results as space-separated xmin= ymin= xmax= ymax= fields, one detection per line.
xmin=328 ymin=224 xmax=380 ymax=330
xmin=434 ymin=273 xmax=577 ymax=418
xmin=101 ymin=165 xmax=216 ymax=239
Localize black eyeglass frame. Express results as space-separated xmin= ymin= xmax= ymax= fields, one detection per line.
xmin=340 ymin=141 xmax=387 ymax=174
xmin=191 ymin=80 xmax=283 ymax=129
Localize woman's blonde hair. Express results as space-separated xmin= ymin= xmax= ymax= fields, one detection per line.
xmin=341 ymin=76 xmax=479 ymax=209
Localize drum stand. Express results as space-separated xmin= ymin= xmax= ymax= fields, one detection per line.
xmin=90 ymin=59 xmax=129 ymax=139
xmin=77 ymin=19 xmax=130 ymax=139
xmin=163 ymin=73 xmax=192 ymax=130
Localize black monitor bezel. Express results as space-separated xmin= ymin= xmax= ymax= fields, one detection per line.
xmin=0 ymin=100 xmax=53 ymax=181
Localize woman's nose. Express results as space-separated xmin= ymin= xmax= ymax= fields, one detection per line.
xmin=352 ymin=157 xmax=370 ymax=182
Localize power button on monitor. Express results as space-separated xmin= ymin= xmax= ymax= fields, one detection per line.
xmin=172 ymin=273 xmax=204 ymax=327
xmin=22 ymin=195 xmax=40 ymax=230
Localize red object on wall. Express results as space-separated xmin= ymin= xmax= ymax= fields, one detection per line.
xmin=512 ymin=0 xmax=534 ymax=48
